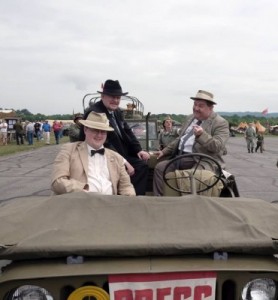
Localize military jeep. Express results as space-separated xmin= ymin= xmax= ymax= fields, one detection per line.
xmin=0 ymin=192 xmax=278 ymax=300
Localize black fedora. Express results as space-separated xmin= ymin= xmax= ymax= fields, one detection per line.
xmin=97 ymin=79 xmax=128 ymax=96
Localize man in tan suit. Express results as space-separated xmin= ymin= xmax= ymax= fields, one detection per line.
xmin=51 ymin=111 xmax=135 ymax=196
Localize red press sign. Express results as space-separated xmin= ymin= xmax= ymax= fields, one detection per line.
xmin=109 ymin=272 xmax=216 ymax=300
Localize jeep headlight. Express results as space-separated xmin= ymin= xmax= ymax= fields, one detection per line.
xmin=9 ymin=285 xmax=53 ymax=300
xmin=241 ymin=278 xmax=277 ymax=300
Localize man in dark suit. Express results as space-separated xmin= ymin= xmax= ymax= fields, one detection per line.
xmin=82 ymin=79 xmax=150 ymax=195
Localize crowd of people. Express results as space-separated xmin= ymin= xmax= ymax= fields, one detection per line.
xmin=0 ymin=119 xmax=68 ymax=146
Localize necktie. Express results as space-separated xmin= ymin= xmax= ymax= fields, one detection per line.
xmin=91 ymin=148 xmax=105 ymax=156
xmin=178 ymin=120 xmax=202 ymax=155
xmin=110 ymin=112 xmax=122 ymax=138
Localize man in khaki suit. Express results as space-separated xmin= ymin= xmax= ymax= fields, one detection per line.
xmin=153 ymin=90 xmax=229 ymax=196
xmin=51 ymin=111 xmax=135 ymax=196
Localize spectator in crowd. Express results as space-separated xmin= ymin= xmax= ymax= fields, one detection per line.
xmin=158 ymin=116 xmax=180 ymax=150
xmin=153 ymin=90 xmax=229 ymax=196
xmin=34 ymin=121 xmax=42 ymax=141
xmin=69 ymin=113 xmax=83 ymax=142
xmin=42 ymin=120 xmax=51 ymax=145
xmin=13 ymin=120 xmax=24 ymax=145
xmin=51 ymin=111 xmax=135 ymax=196
xmin=53 ymin=120 xmax=62 ymax=144
xmin=25 ymin=121 xmax=35 ymax=145
xmin=244 ymin=122 xmax=256 ymax=153
xmin=0 ymin=119 xmax=8 ymax=145
xmin=82 ymin=79 xmax=150 ymax=195
xmin=59 ymin=121 xmax=64 ymax=138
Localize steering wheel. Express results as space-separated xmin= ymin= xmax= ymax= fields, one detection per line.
xmin=163 ymin=153 xmax=223 ymax=194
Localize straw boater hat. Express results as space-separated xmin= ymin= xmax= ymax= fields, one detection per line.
xmin=79 ymin=111 xmax=114 ymax=131
xmin=190 ymin=90 xmax=217 ymax=105
xmin=97 ymin=79 xmax=128 ymax=96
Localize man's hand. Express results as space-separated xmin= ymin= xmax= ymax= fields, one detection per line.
xmin=125 ymin=161 xmax=135 ymax=176
xmin=154 ymin=150 xmax=164 ymax=160
xmin=137 ymin=150 xmax=150 ymax=161
xmin=193 ymin=124 xmax=203 ymax=137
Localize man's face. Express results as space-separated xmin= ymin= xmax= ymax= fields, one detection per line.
xmin=101 ymin=94 xmax=121 ymax=111
xmin=193 ymin=100 xmax=213 ymax=120
xmin=84 ymin=127 xmax=107 ymax=149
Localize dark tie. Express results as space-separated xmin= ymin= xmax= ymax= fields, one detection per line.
xmin=91 ymin=148 xmax=105 ymax=156
xmin=178 ymin=120 xmax=202 ymax=155
xmin=110 ymin=112 xmax=122 ymax=138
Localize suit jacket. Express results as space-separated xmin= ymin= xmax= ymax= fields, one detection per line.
xmin=162 ymin=112 xmax=229 ymax=169
xmin=51 ymin=142 xmax=135 ymax=196
xmin=90 ymin=101 xmax=142 ymax=157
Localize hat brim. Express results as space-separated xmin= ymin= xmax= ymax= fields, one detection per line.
xmin=190 ymin=97 xmax=217 ymax=105
xmin=79 ymin=120 xmax=114 ymax=131
xmin=97 ymin=91 xmax=129 ymax=96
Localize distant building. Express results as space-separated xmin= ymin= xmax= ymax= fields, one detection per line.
xmin=0 ymin=110 xmax=20 ymax=131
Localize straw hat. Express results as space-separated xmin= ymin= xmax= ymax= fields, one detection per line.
xmin=79 ymin=111 xmax=114 ymax=131
xmin=190 ymin=90 xmax=217 ymax=105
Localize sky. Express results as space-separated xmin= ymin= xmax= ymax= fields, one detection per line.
xmin=1 ymin=0 xmax=278 ymax=116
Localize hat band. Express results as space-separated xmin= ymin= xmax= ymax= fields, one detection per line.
xmin=85 ymin=120 xmax=109 ymax=127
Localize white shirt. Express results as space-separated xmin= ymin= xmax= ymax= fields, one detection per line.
xmin=86 ymin=145 xmax=113 ymax=195
xmin=26 ymin=122 xmax=34 ymax=132
xmin=179 ymin=119 xmax=201 ymax=153
xmin=0 ymin=122 xmax=8 ymax=133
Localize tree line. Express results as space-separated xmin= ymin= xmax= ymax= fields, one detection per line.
xmin=151 ymin=113 xmax=278 ymax=127
xmin=14 ymin=109 xmax=74 ymax=122
xmin=6 ymin=109 xmax=278 ymax=127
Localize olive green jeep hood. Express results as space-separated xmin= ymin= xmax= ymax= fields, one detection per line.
xmin=0 ymin=193 xmax=277 ymax=259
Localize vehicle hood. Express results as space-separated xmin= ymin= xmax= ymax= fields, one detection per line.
xmin=0 ymin=193 xmax=278 ymax=259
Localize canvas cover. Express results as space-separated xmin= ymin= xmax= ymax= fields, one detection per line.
xmin=0 ymin=192 xmax=278 ymax=260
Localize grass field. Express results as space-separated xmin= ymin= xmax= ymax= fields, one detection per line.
xmin=0 ymin=133 xmax=70 ymax=156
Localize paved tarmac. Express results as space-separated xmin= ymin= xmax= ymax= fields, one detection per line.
xmin=0 ymin=137 xmax=277 ymax=203
xmin=0 ymin=145 xmax=60 ymax=202
xmin=225 ymin=136 xmax=278 ymax=203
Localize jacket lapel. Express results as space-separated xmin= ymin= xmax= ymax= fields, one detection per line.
xmin=78 ymin=142 xmax=89 ymax=177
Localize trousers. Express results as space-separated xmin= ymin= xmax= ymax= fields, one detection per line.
xmin=127 ymin=156 xmax=149 ymax=195
xmin=153 ymin=156 xmax=195 ymax=196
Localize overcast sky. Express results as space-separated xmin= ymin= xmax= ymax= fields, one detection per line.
xmin=1 ymin=0 xmax=278 ymax=116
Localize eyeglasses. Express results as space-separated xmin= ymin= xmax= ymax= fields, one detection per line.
xmin=85 ymin=128 xmax=107 ymax=135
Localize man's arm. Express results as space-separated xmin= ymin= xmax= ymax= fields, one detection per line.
xmin=117 ymin=160 xmax=136 ymax=196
